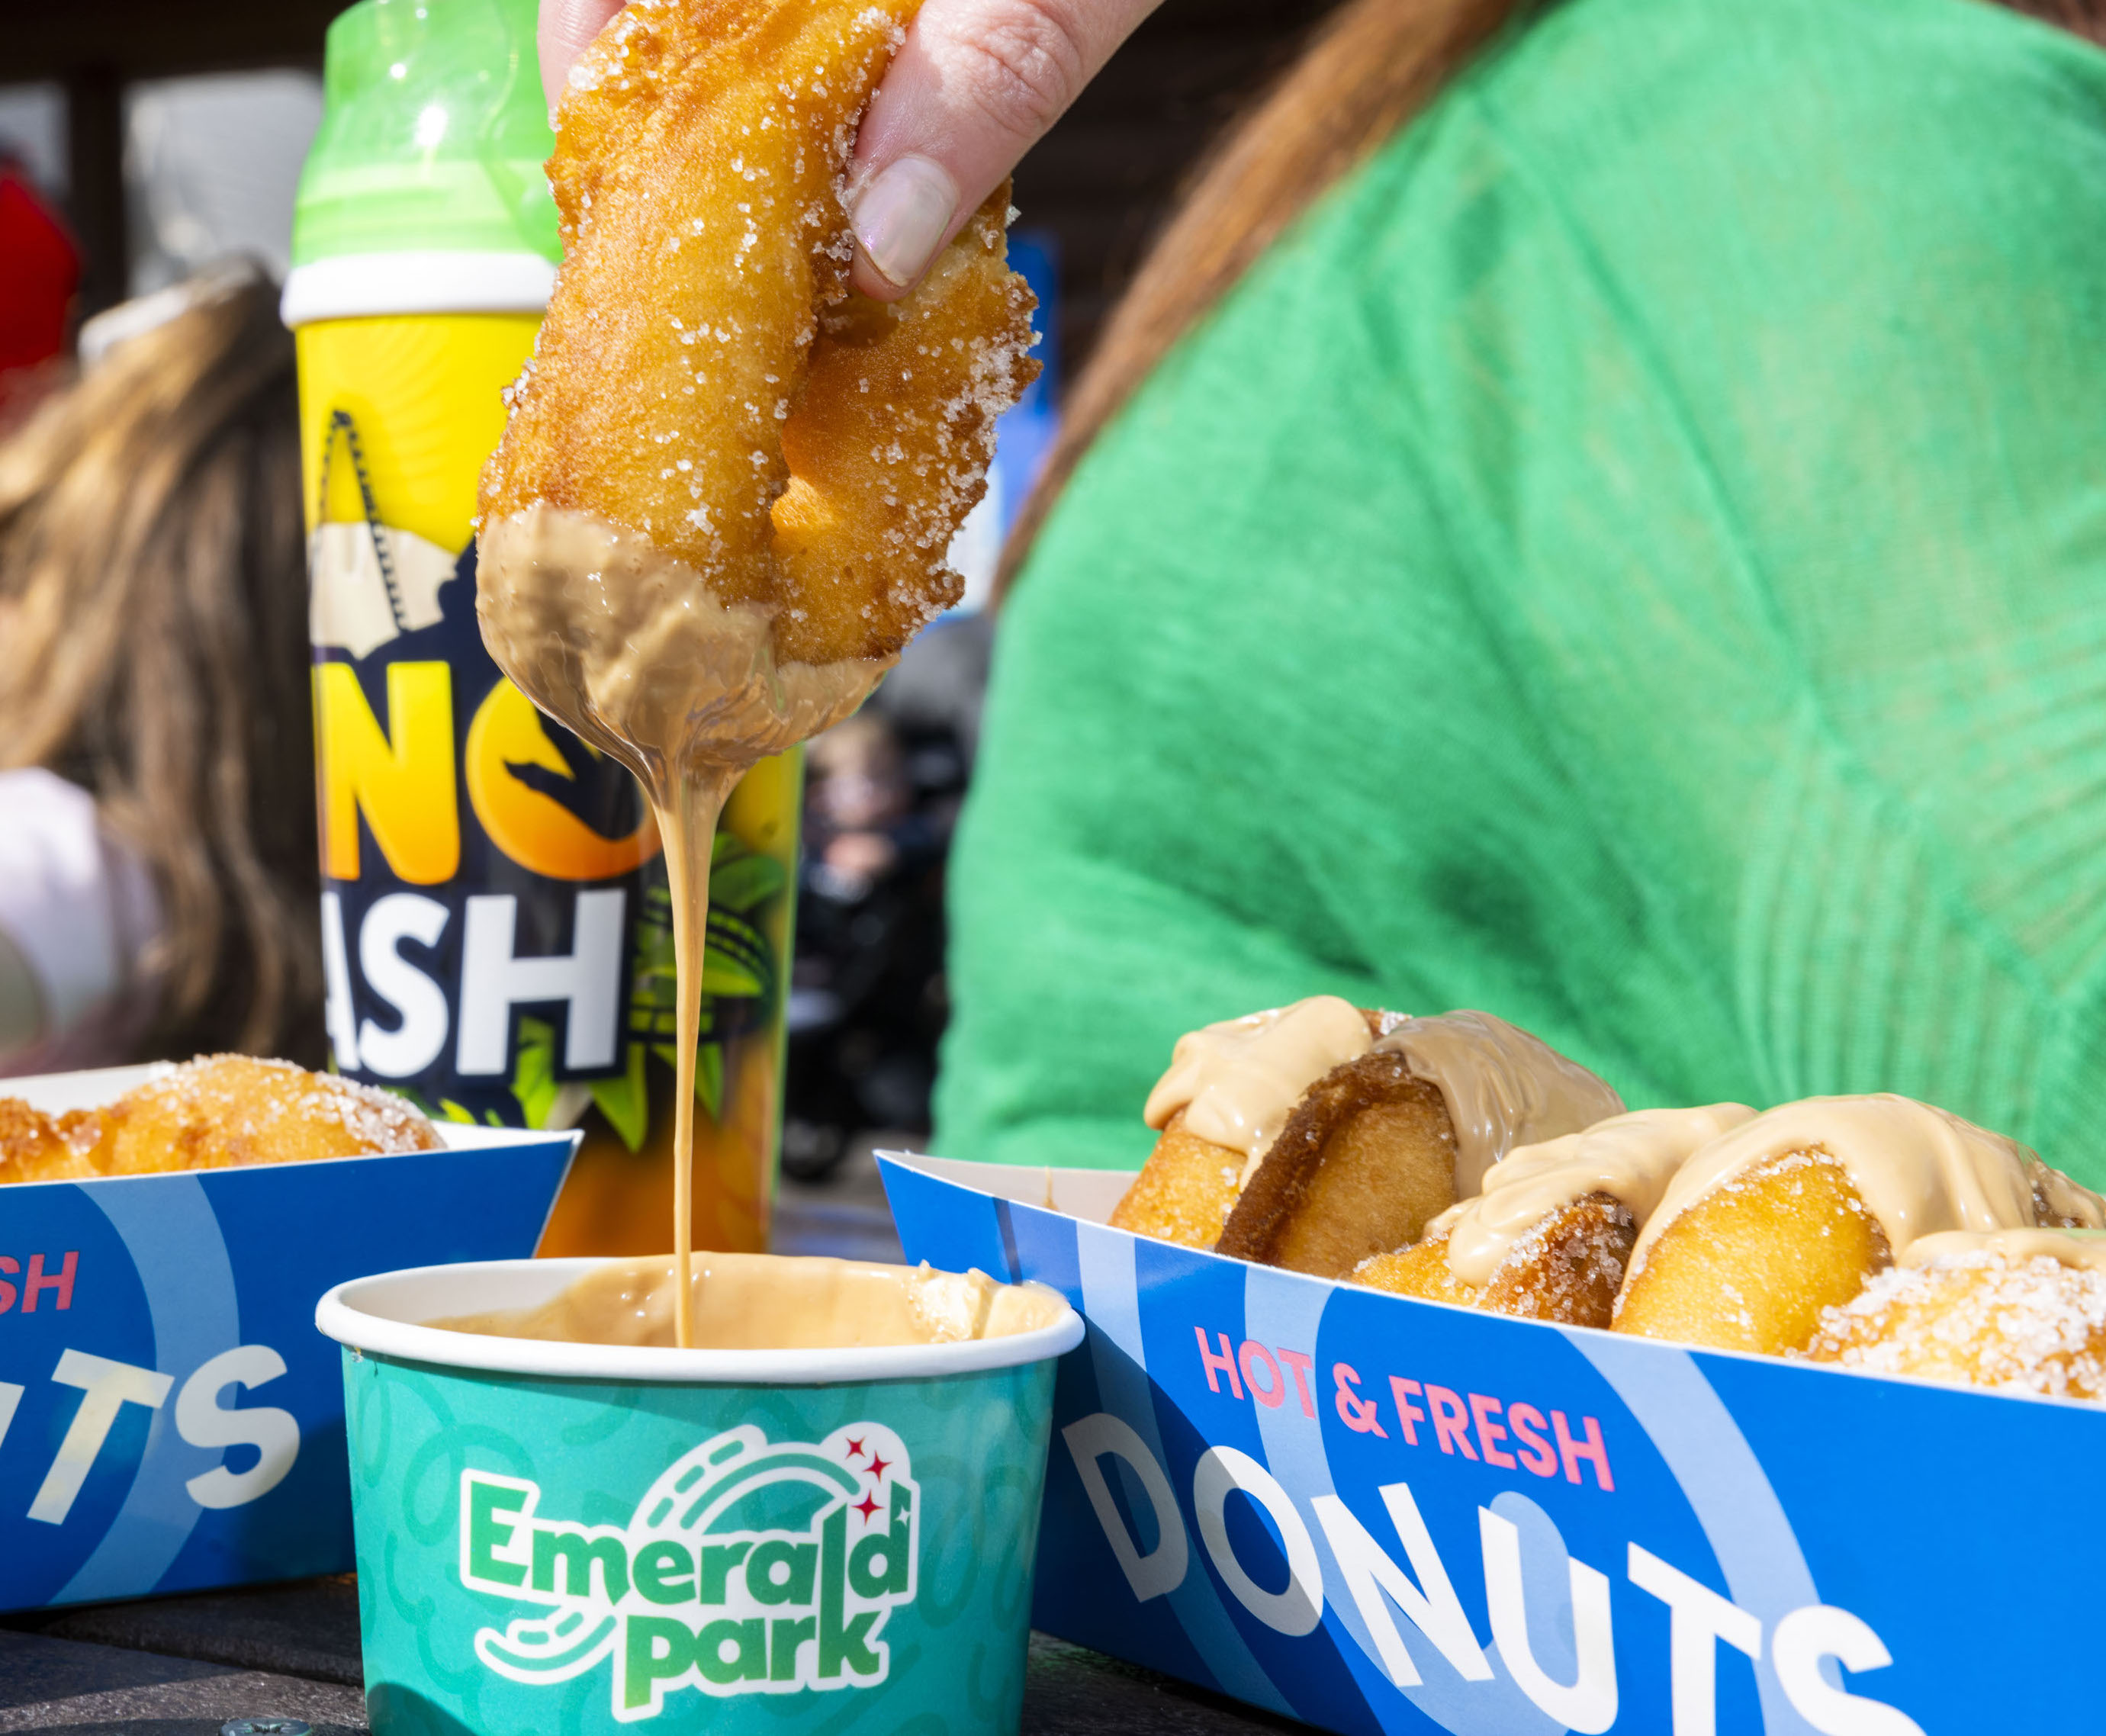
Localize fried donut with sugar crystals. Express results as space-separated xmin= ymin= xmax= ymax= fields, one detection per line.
xmin=0 ymin=1098 xmax=104 ymax=1185
xmin=1353 ymin=1104 xmax=1756 ymax=1329
xmin=0 ymin=1057 xmax=436 ymax=1182
xmin=1802 ymin=1233 xmax=2106 ymax=1398
xmin=1108 ymin=1110 xmax=1249 ymax=1251
xmin=477 ymin=0 xmax=1037 ymax=667
xmin=101 ymin=1056 xmax=438 ymax=1174
xmin=1612 ymin=1095 xmax=2106 ymax=1357
xmin=1115 ymin=1001 xmax=1622 ymax=1260
xmin=1612 ymin=1148 xmax=1892 ymax=1354
xmin=1214 ymin=1015 xmax=1625 ymax=1279
xmin=1355 ymin=1193 xmax=1637 ymax=1327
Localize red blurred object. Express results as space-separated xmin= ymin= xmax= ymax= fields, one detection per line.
xmin=0 ymin=162 xmax=81 ymax=414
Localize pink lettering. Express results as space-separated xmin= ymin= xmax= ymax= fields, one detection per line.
xmin=1507 ymin=1403 xmax=1558 ymax=1478
xmin=1239 ymin=1340 xmax=1284 ymax=1408
xmin=1195 ymin=1329 xmax=1243 ymax=1400
xmin=1277 ymin=1349 xmax=1317 ymax=1418
xmin=1425 ymin=1385 xmax=1479 ymax=1459
xmin=1387 ymin=1377 xmax=1426 ymax=1446
xmin=1468 ymin=1393 xmax=1516 ymax=1469
xmin=24 ymin=1252 xmax=76 ymax=1313
xmin=1552 ymin=1409 xmax=1614 ymax=1491
xmin=1333 ymin=1363 xmax=1387 ymax=1435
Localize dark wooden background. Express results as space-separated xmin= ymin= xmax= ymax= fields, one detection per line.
xmin=5 ymin=0 xmax=1338 ymax=365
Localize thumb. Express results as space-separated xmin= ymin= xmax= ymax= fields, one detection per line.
xmin=538 ymin=0 xmax=625 ymax=118
xmin=847 ymin=0 xmax=1159 ymax=299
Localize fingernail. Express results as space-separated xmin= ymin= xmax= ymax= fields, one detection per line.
xmin=850 ymin=156 xmax=957 ymax=288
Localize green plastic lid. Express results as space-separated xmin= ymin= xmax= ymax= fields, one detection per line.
xmin=291 ymin=0 xmax=558 ymax=268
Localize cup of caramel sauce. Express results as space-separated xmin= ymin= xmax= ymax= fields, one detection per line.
xmin=317 ymin=1254 xmax=1080 ymax=1734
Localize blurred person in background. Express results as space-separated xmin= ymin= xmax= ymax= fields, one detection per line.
xmin=783 ymin=664 xmax=975 ymax=1174
xmin=551 ymin=0 xmax=2106 ymax=1183
xmin=0 ymin=263 xmax=320 ymax=1075
xmin=948 ymin=0 xmax=2106 ymax=1175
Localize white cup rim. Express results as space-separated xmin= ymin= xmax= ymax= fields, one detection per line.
xmin=316 ymin=1255 xmax=1084 ymax=1384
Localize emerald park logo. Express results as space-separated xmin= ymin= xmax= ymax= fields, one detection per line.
xmin=458 ymin=1423 xmax=918 ymax=1722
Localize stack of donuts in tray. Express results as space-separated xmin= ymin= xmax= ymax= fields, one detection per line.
xmin=1110 ymin=998 xmax=2106 ymax=1400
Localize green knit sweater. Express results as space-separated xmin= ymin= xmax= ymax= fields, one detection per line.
xmin=937 ymin=0 xmax=2106 ymax=1185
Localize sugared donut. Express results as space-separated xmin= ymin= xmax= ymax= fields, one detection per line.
xmin=1355 ymin=1191 xmax=1636 ymax=1326
xmin=1612 ymin=1095 xmax=2106 ymax=1356
xmin=0 ymin=1098 xmax=104 ymax=1185
xmin=0 ymin=1056 xmax=439 ymax=1184
xmin=1111 ymin=997 xmax=1381 ymax=1249
xmin=477 ymin=0 xmax=1038 ymax=670
xmin=1106 ymin=1109 xmax=1247 ymax=1251
xmin=1352 ymin=1104 xmax=1753 ymax=1327
xmin=101 ymin=1055 xmax=439 ymax=1174
xmin=1115 ymin=999 xmax=1622 ymax=1270
xmin=1612 ymin=1148 xmax=1891 ymax=1353
xmin=1801 ymin=1232 xmax=2106 ymax=1398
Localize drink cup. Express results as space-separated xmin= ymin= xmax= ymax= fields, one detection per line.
xmin=287 ymin=0 xmax=800 ymax=1258
xmin=317 ymin=1257 xmax=1082 ymax=1734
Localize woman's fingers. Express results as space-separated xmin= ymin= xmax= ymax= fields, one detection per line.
xmin=535 ymin=0 xmax=1156 ymax=297
xmin=847 ymin=0 xmax=1161 ymax=298
xmin=539 ymin=0 xmax=624 ymax=116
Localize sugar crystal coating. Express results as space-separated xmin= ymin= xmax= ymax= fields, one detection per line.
xmin=478 ymin=0 xmax=1038 ymax=667
xmin=0 ymin=1053 xmax=438 ymax=1183
xmin=1802 ymin=1250 xmax=2106 ymax=1399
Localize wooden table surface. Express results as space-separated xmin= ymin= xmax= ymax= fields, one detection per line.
xmin=0 ymin=1581 xmax=1307 ymax=1734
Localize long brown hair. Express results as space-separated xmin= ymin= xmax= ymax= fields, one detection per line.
xmin=999 ymin=0 xmax=1522 ymax=591
xmin=1001 ymin=0 xmax=2106 ymax=593
xmin=0 ymin=272 xmax=321 ymax=1061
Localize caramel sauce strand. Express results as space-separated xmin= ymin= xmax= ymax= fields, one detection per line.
xmin=660 ymin=765 xmax=741 ymax=1351
xmin=471 ymin=2 xmax=1037 ymax=1310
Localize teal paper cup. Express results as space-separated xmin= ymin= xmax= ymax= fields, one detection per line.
xmin=317 ymin=1257 xmax=1083 ymax=1736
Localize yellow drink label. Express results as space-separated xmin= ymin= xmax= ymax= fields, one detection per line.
xmin=297 ymin=313 xmax=797 ymax=1253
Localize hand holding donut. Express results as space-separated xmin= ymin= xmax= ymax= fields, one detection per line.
xmin=538 ymin=0 xmax=1161 ymax=297
xmin=483 ymin=0 xmax=1043 ymax=677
